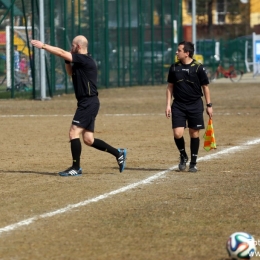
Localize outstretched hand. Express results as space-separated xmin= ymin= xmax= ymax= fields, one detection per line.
xmin=31 ymin=40 xmax=44 ymax=49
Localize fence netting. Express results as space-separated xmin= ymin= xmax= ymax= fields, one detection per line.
xmin=0 ymin=0 xmax=251 ymax=100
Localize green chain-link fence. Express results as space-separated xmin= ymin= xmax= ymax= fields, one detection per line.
xmin=196 ymin=36 xmax=253 ymax=75
xmin=0 ymin=0 xmax=183 ymax=99
xmin=0 ymin=0 xmax=253 ymax=99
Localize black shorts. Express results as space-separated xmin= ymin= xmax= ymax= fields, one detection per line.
xmin=171 ymin=99 xmax=205 ymax=129
xmin=72 ymin=96 xmax=100 ymax=132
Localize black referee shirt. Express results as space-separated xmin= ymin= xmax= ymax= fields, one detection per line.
xmin=71 ymin=53 xmax=98 ymax=103
xmin=167 ymin=60 xmax=209 ymax=104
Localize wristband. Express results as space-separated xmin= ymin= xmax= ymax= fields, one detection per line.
xmin=65 ymin=60 xmax=71 ymax=64
xmin=42 ymin=44 xmax=46 ymax=49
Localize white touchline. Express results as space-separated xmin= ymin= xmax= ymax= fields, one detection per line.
xmin=0 ymin=112 xmax=249 ymax=118
xmin=0 ymin=138 xmax=260 ymax=236
xmin=0 ymin=114 xmax=164 ymax=118
xmin=0 ymin=114 xmax=73 ymax=118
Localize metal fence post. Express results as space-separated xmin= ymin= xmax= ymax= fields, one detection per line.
xmin=104 ymin=0 xmax=109 ymax=87
xmin=128 ymin=0 xmax=132 ymax=86
xmin=50 ymin=0 xmax=55 ymax=97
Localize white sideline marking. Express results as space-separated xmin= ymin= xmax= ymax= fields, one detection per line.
xmin=0 ymin=114 xmax=73 ymax=118
xmin=0 ymin=112 xmax=252 ymax=118
xmin=0 ymin=114 xmax=162 ymax=118
xmin=0 ymin=138 xmax=260 ymax=236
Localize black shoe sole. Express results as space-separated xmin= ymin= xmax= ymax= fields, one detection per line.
xmin=178 ymin=164 xmax=187 ymax=171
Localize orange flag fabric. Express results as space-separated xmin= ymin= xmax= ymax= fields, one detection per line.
xmin=203 ymin=118 xmax=216 ymax=151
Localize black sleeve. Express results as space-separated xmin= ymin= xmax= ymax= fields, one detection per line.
xmin=167 ymin=64 xmax=175 ymax=83
xmin=197 ymin=65 xmax=209 ymax=86
xmin=72 ymin=53 xmax=85 ymax=64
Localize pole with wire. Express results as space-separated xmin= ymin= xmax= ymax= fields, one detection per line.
xmin=39 ymin=0 xmax=46 ymax=100
xmin=192 ymin=0 xmax=196 ymax=53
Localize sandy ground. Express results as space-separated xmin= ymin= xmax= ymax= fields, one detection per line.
xmin=0 ymin=80 xmax=259 ymax=260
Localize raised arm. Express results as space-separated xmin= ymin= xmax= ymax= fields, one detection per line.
xmin=31 ymin=39 xmax=73 ymax=76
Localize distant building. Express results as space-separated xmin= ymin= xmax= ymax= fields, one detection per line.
xmin=182 ymin=0 xmax=260 ymax=40
xmin=250 ymin=0 xmax=260 ymax=30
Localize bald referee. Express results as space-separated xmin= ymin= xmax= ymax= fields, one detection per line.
xmin=31 ymin=36 xmax=127 ymax=176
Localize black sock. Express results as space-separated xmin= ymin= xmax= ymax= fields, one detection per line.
xmin=91 ymin=138 xmax=119 ymax=157
xmin=190 ymin=137 xmax=200 ymax=165
xmin=174 ymin=137 xmax=187 ymax=157
xmin=71 ymin=138 xmax=81 ymax=169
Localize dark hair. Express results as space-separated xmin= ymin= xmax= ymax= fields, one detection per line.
xmin=178 ymin=41 xmax=194 ymax=58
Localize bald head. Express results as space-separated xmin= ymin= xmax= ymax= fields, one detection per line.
xmin=71 ymin=35 xmax=88 ymax=54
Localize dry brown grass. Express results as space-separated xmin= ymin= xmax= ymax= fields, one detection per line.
xmin=0 ymin=82 xmax=259 ymax=260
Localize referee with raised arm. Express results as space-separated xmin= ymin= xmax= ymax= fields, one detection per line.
xmin=31 ymin=35 xmax=127 ymax=176
xmin=165 ymin=41 xmax=213 ymax=172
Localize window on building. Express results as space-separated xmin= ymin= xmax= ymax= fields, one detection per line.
xmin=187 ymin=0 xmax=192 ymax=14
xmin=186 ymin=0 xmax=208 ymax=16
xmin=216 ymin=0 xmax=226 ymax=24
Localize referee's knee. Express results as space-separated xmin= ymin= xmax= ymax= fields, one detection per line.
xmin=83 ymin=137 xmax=94 ymax=146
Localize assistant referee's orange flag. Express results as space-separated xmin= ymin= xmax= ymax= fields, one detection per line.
xmin=203 ymin=118 xmax=216 ymax=151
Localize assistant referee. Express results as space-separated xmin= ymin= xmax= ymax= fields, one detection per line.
xmin=165 ymin=41 xmax=213 ymax=172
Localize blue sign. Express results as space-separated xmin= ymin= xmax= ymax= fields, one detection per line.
xmin=255 ymin=40 xmax=260 ymax=63
xmin=252 ymin=33 xmax=260 ymax=74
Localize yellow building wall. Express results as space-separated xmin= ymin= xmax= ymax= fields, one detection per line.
xmin=182 ymin=0 xmax=260 ymax=28
xmin=250 ymin=0 xmax=260 ymax=27
xmin=182 ymin=0 xmax=192 ymax=24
